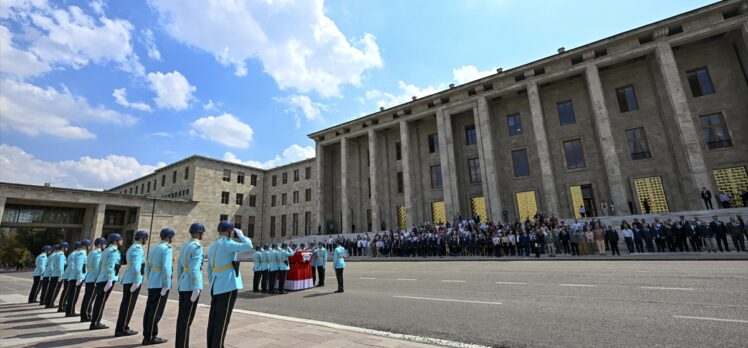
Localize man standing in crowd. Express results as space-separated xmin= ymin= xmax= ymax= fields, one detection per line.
xmin=314 ymin=242 xmax=327 ymax=287
xmin=334 ymin=241 xmax=346 ymax=293
xmin=621 ymin=223 xmax=634 ymax=253
xmin=45 ymin=242 xmax=68 ymax=308
xmin=142 ymin=228 xmax=174 ymax=345
xmin=701 ymin=187 xmax=713 ymax=209
xmin=176 ymin=223 xmax=205 ymax=348
xmin=697 ymin=217 xmax=717 ymax=252
xmin=719 ymin=192 xmax=730 ymax=208
xmin=710 ymin=216 xmax=730 ymax=252
xmin=81 ymin=237 xmax=105 ymax=322
xmin=605 ymin=225 xmax=620 ymax=256
xmin=29 ymin=245 xmax=50 ymax=303
xmin=206 ymin=221 xmax=253 ymax=348
xmin=728 ymin=217 xmax=746 ymax=252
xmin=116 ymin=231 xmax=148 ymax=337
xmin=65 ymin=239 xmax=89 ymax=317
xmin=90 ymin=233 xmax=123 ymax=330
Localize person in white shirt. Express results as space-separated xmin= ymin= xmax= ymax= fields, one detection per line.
xmin=620 ymin=222 xmax=635 ymax=253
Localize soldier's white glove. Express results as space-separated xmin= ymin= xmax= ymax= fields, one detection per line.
xmin=131 ymin=282 xmax=140 ymax=292
xmin=190 ymin=289 xmax=200 ymax=302
xmin=160 ymin=287 xmax=168 ymax=296
xmin=104 ymin=280 xmax=113 ymax=292
xmin=76 ymin=279 xmax=83 ymax=286
xmin=234 ymin=228 xmax=244 ymax=238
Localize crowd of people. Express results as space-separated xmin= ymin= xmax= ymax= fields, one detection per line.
xmin=306 ymin=213 xmax=748 ymax=258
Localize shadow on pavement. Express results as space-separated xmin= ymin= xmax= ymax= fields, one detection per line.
xmin=303 ymin=292 xmax=337 ymax=298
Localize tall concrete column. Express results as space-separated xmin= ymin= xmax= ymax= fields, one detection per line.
xmin=583 ymin=64 xmax=629 ymax=215
xmin=315 ymin=142 xmax=325 ymax=232
xmin=368 ymin=129 xmax=379 ymax=232
xmin=340 ymin=137 xmax=350 ymax=233
xmin=526 ymin=81 xmax=561 ymax=216
xmin=475 ymin=97 xmax=502 ymax=222
xmin=90 ymin=203 xmax=106 ymax=239
xmin=436 ymin=108 xmax=460 ymax=221
xmin=0 ymin=196 xmax=6 ymax=224
xmin=654 ymin=42 xmax=713 ymax=204
xmin=399 ymin=120 xmax=416 ymax=228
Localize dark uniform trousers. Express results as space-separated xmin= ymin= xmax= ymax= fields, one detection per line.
xmin=316 ymin=266 xmax=325 ymax=286
xmin=207 ymin=288 xmax=237 ymax=348
xmin=277 ymin=270 xmax=288 ymax=292
xmin=80 ymin=282 xmax=97 ymax=320
xmin=57 ymin=279 xmax=70 ymax=312
xmin=176 ymin=291 xmax=200 ymax=348
xmin=44 ymin=276 xmax=61 ymax=307
xmin=142 ymin=288 xmax=169 ymax=340
xmin=38 ymin=277 xmax=50 ymax=305
xmin=65 ymin=280 xmax=82 ymax=315
xmin=115 ymin=283 xmax=141 ymax=334
xmin=28 ymin=276 xmax=41 ymax=303
xmin=267 ymin=271 xmax=277 ymax=293
xmin=260 ymin=270 xmax=268 ymax=292
xmin=252 ymin=271 xmax=262 ymax=291
xmin=335 ymin=268 xmax=344 ymax=291
xmin=90 ymin=282 xmax=113 ymax=327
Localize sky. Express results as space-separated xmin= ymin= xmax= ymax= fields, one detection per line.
xmin=0 ymin=0 xmax=716 ymax=190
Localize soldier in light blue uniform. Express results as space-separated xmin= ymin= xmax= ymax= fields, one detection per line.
xmin=65 ymin=239 xmax=89 ymax=317
xmin=175 ymin=223 xmax=205 ymax=348
xmin=57 ymin=242 xmax=78 ymax=312
xmin=142 ymin=228 xmax=174 ymax=345
xmin=260 ymin=245 xmax=270 ymax=293
xmin=266 ymin=243 xmax=279 ymax=294
xmin=29 ymin=245 xmax=50 ymax=303
xmin=252 ymin=246 xmax=264 ymax=292
xmin=313 ymin=242 xmax=328 ymax=287
xmin=277 ymin=243 xmax=294 ymax=294
xmin=333 ymin=241 xmax=346 ymax=293
xmin=115 ymin=231 xmax=148 ymax=337
xmin=206 ymin=221 xmax=253 ymax=348
xmin=45 ymin=242 xmax=68 ymax=308
xmin=38 ymin=245 xmax=54 ymax=306
xmin=81 ymin=237 xmax=106 ymax=322
xmin=90 ymin=233 xmax=123 ymax=330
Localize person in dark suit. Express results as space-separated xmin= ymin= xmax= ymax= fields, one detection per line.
xmin=605 ymin=226 xmax=620 ymax=256
xmin=701 ymin=187 xmax=713 ymax=209
xmin=728 ymin=217 xmax=746 ymax=252
xmin=709 ymin=216 xmax=730 ymax=252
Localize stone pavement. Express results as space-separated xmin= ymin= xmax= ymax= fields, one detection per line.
xmin=0 ymin=274 xmax=445 ymax=348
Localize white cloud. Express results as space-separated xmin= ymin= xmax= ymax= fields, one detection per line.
xmin=274 ymin=94 xmax=326 ymax=128
xmin=202 ymin=99 xmax=221 ymax=112
xmin=0 ymin=24 xmax=51 ymax=78
xmin=149 ymin=131 xmax=172 ymax=138
xmin=0 ymin=144 xmax=165 ymax=190
xmin=190 ymin=113 xmax=253 ymax=149
xmin=223 ymin=144 xmax=314 ymax=169
xmin=0 ymin=79 xmax=136 ymax=139
xmin=147 ymin=70 xmax=195 ymax=110
xmin=140 ymin=28 xmax=161 ymax=60
xmin=89 ymin=0 xmax=106 ymax=15
xmin=452 ymin=65 xmax=495 ymax=84
xmin=149 ymin=0 xmax=382 ymax=97
xmin=112 ymin=88 xmax=152 ymax=112
xmin=365 ymin=81 xmax=446 ymax=109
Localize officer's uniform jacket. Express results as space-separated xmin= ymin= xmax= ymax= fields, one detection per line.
xmin=313 ymin=247 xmax=328 ymax=268
xmin=333 ymin=246 xmax=345 ymax=269
xmin=33 ymin=253 xmax=47 ymax=277
xmin=85 ymin=249 xmax=102 ymax=283
xmin=278 ymin=248 xmax=294 ymax=271
xmin=252 ymin=250 xmax=264 ymax=272
xmin=62 ymin=251 xmax=75 ymax=280
xmin=146 ymin=241 xmax=173 ymax=289
xmin=267 ymin=249 xmax=279 ymax=272
xmin=259 ymin=251 xmax=269 ymax=271
xmin=51 ymin=251 xmax=66 ymax=277
xmin=177 ymin=239 xmax=203 ymax=292
xmin=121 ymin=243 xmax=144 ymax=285
xmin=96 ymin=245 xmax=121 ymax=283
xmin=42 ymin=254 xmax=52 ymax=278
xmin=71 ymin=249 xmax=87 ymax=281
xmin=206 ymin=235 xmax=253 ymax=295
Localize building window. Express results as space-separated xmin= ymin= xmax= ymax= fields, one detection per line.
xmin=236 ymin=193 xmax=244 ymax=205
xmin=507 ymin=113 xmax=522 ymax=136
xmin=281 ymin=215 xmax=287 ymax=237
xmin=616 ymin=85 xmax=639 ymax=113
xmin=563 ymin=139 xmax=586 ymax=169
xmin=293 ymin=191 xmax=299 ymax=204
xmin=234 ymin=215 xmax=243 ymax=230
xmin=222 ymin=169 xmax=231 ymax=182
xmin=282 ymin=172 xmax=288 ymax=184
xmin=184 ymin=167 xmax=189 ymax=180
xmin=511 ymin=149 xmax=530 ymax=177
xmin=272 ymin=175 xmax=277 ymax=186
xmin=304 ymin=212 xmax=311 ymax=235
xmin=237 ymin=172 xmax=245 ymax=184
xmin=271 ymin=195 xmax=276 ymax=207
xmin=250 ymin=174 xmax=258 ymax=186
xmin=395 ymin=142 xmax=402 ymax=160
xmin=281 ymin=193 xmax=287 ymax=206
xmin=428 ymin=134 xmax=439 ymax=153
xmin=135 ymin=185 xmax=139 ymax=194
xmin=292 ymin=213 xmax=299 ymax=236
xmin=368 ymin=178 xmax=371 ymax=198
xmin=221 ymin=191 xmax=229 ymax=204
xmin=468 ymin=158 xmax=481 ymax=183
xmin=249 ymin=195 xmax=256 ymax=207
xmin=430 ymin=165 xmax=442 ymax=189
xmin=172 ymin=170 xmax=177 ymax=183
xmin=557 ymin=100 xmax=576 ymax=125
xmin=293 ymin=169 xmax=299 ymax=182
xmin=305 ymin=188 xmax=312 ymax=201
xmin=161 ymin=174 xmax=166 ymax=187
xmin=141 ymin=183 xmax=144 ymax=194
xmin=270 ymin=216 xmax=276 ymax=238
xmin=305 ymin=167 xmax=311 ymax=179
xmin=465 ymin=125 xmax=477 ymax=145
xmin=220 ymin=214 xmax=228 ymax=222
xmin=147 ymin=181 xmax=151 ymax=193
xmin=247 ymin=216 xmax=255 ymax=238
xmin=686 ymin=67 xmax=715 ymax=97
xmin=699 ymin=113 xmax=732 ymax=150
xmin=396 ymin=171 xmax=404 ymax=193
xmin=625 ymin=128 xmax=652 ymax=160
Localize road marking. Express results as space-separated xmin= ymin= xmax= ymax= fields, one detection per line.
xmin=641 ymin=286 xmax=694 ymax=291
xmin=396 ymin=278 xmax=417 ymax=281
xmin=559 ymin=284 xmax=597 ymax=287
xmin=394 ymin=295 xmax=501 ymax=305
xmin=673 ymin=315 xmax=748 ymax=323
xmin=496 ymin=281 xmax=527 ymax=285
xmin=441 ymin=280 xmax=466 ymax=283
xmin=360 ymin=277 xmax=377 ymax=280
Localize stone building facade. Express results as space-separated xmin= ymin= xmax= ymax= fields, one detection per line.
xmin=310 ymin=0 xmax=748 ymax=233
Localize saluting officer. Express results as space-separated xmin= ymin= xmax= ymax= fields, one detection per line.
xmin=81 ymin=237 xmax=106 ymax=322
xmin=175 ymin=223 xmax=205 ymax=348
xmin=89 ymin=233 xmax=123 ymax=330
xmin=260 ymin=245 xmax=270 ymax=293
xmin=65 ymin=239 xmax=89 ymax=317
xmin=116 ymin=230 xmax=148 ymax=337
xmin=313 ymin=242 xmax=327 ymax=287
xmin=29 ymin=245 xmax=50 ymax=303
xmin=45 ymin=242 xmax=68 ymax=308
xmin=267 ymin=244 xmax=279 ymax=294
xmin=206 ymin=221 xmax=253 ymax=348
xmin=277 ymin=243 xmax=294 ymax=294
xmin=38 ymin=245 xmax=54 ymax=306
xmin=142 ymin=228 xmax=174 ymax=345
xmin=252 ymin=246 xmax=263 ymax=292
xmin=333 ymin=241 xmax=346 ymax=293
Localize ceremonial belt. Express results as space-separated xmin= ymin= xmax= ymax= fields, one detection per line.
xmin=212 ymin=264 xmax=233 ymax=272
xmin=150 ymin=267 xmax=162 ymax=271
xmin=337 ymin=256 xmax=344 ymax=259
xmin=183 ymin=267 xmax=190 ymax=272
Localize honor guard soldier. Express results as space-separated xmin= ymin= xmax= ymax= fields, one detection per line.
xmin=57 ymin=241 xmax=77 ymax=312
xmin=45 ymin=242 xmax=68 ymax=308
xmin=38 ymin=245 xmax=54 ymax=306
xmin=313 ymin=242 xmax=327 ymax=287
xmin=252 ymin=246 xmax=263 ymax=292
xmin=89 ymin=233 xmax=123 ymax=330
xmin=260 ymin=245 xmax=270 ymax=293
xmin=142 ymin=228 xmax=174 ymax=345
xmin=115 ymin=230 xmax=148 ymax=337
xmin=206 ymin=221 xmax=253 ymax=348
xmin=277 ymin=243 xmax=294 ymax=294
xmin=81 ymin=237 xmax=106 ymax=322
xmin=65 ymin=239 xmax=89 ymax=317
xmin=29 ymin=245 xmax=50 ymax=303
xmin=333 ymin=241 xmax=345 ymax=293
xmin=176 ymin=223 xmax=205 ymax=348
xmin=266 ymin=244 xmax=279 ymax=294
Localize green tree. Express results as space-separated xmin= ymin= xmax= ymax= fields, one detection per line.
xmin=15 ymin=227 xmax=64 ymax=256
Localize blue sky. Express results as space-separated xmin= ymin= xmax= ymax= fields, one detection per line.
xmin=0 ymin=0 xmax=715 ymax=190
